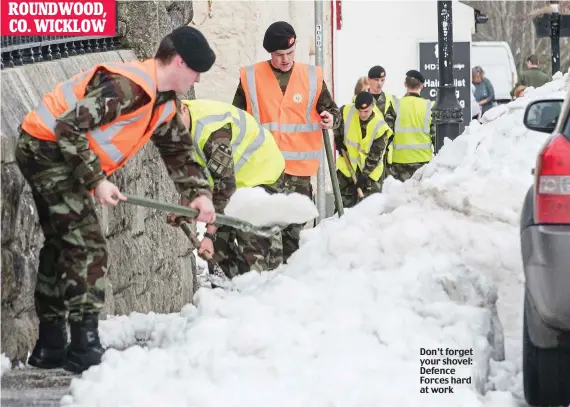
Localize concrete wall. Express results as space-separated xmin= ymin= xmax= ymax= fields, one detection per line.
xmin=334 ymin=0 xmax=475 ymax=104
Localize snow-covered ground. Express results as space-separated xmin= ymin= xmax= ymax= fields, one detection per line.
xmin=55 ymin=72 xmax=569 ymax=407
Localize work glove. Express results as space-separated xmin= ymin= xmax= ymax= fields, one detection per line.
xmin=356 ymin=172 xmax=370 ymax=190
xmin=335 ymin=141 xmax=347 ymax=155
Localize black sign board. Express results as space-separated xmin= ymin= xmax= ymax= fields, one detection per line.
xmin=419 ymin=41 xmax=471 ymax=135
xmin=534 ymin=14 xmax=570 ymax=37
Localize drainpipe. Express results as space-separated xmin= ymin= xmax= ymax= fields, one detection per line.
xmin=315 ymin=0 xmax=327 ymax=223
xmin=550 ymin=1 xmax=561 ymax=75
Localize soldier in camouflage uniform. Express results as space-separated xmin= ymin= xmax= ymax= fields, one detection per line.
xmin=15 ymin=26 xmax=216 ymax=374
xmin=368 ymin=66 xmax=397 ymax=131
xmin=233 ymin=21 xmax=340 ymax=262
xmin=334 ymin=92 xmax=392 ymax=208
xmin=168 ymin=100 xmax=285 ymax=281
xmin=388 ymin=70 xmax=436 ymax=182
xmin=367 ymin=66 xmax=397 ymax=184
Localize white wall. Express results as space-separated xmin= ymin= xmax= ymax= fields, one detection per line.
xmin=334 ymin=0 xmax=474 ymax=105
xmin=192 ymin=0 xmax=334 ymax=102
xmin=191 ymin=0 xmax=337 ymax=197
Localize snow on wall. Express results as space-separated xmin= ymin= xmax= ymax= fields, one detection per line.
xmin=192 ymin=0 xmax=334 ymax=103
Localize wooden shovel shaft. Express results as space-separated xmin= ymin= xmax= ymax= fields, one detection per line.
xmin=180 ymin=222 xmax=213 ymax=261
xmin=341 ymin=150 xmax=365 ymax=199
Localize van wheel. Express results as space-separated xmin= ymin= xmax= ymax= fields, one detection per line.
xmin=523 ymin=303 xmax=570 ymax=406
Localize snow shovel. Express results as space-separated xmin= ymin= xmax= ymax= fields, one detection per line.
xmin=341 ymin=150 xmax=364 ymax=199
xmin=178 ymin=222 xmax=234 ymax=290
xmin=121 ymin=193 xmax=281 ymax=238
xmin=322 ymin=130 xmax=345 ymax=217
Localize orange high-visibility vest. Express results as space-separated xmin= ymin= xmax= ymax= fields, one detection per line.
xmin=239 ymin=62 xmax=324 ymax=177
xmin=21 ymin=59 xmax=176 ymax=176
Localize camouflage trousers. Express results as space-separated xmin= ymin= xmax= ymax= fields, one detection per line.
xmin=15 ymin=132 xmax=107 ymax=323
xmin=336 ymin=170 xmax=382 ymax=209
xmin=388 ymin=162 xmax=427 ymax=182
xmin=208 ymin=177 xmax=284 ymax=278
xmin=281 ymin=174 xmax=312 ymax=263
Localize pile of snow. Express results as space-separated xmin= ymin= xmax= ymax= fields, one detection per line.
xmin=1 ymin=353 xmax=11 ymax=377
xmin=61 ymin=72 xmax=568 ymax=407
xmin=224 ymin=187 xmax=318 ymax=227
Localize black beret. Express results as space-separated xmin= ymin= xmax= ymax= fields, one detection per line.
xmin=368 ymin=66 xmax=386 ymax=79
xmin=406 ymin=69 xmax=425 ymax=83
xmin=263 ymin=21 xmax=296 ymax=53
xmin=170 ymin=25 xmax=216 ymax=73
xmin=354 ymin=91 xmax=374 ymax=110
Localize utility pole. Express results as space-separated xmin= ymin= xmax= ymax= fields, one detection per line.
xmin=532 ymin=2 xmax=569 ymax=75
xmin=314 ymin=0 xmax=327 ymax=224
xmin=550 ymin=1 xmax=561 ymax=75
xmin=431 ymin=0 xmax=463 ymax=154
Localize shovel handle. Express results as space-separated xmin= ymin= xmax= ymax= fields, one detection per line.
xmin=341 ymin=150 xmax=365 ymax=199
xmin=121 ymin=193 xmax=280 ymax=238
xmin=180 ymin=222 xmax=213 ymax=261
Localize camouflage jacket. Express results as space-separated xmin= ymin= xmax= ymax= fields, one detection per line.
xmin=334 ymin=105 xmax=389 ymax=176
xmin=232 ymin=61 xmax=341 ymax=129
xmin=38 ymin=67 xmax=212 ymax=201
xmin=371 ymin=91 xmax=397 ymax=131
xmin=186 ymin=120 xmax=237 ymax=213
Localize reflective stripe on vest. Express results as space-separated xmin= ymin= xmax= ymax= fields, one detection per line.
xmin=32 ymin=62 xmax=156 ymax=137
xmin=338 ymin=105 xmax=388 ymax=181
xmin=91 ymin=101 xmax=175 ymax=166
xmin=393 ymin=98 xmax=433 ymax=150
xmin=186 ymin=99 xmax=285 ymax=188
xmin=244 ymin=64 xmax=321 ymax=135
xmin=391 ymin=96 xmax=433 ymax=165
xmin=21 ymin=60 xmax=175 ymax=175
xmin=193 ymin=110 xmax=266 ymax=173
xmin=240 ymin=62 xmax=324 ymax=176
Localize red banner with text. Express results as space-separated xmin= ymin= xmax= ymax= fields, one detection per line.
xmin=1 ymin=0 xmax=117 ymax=36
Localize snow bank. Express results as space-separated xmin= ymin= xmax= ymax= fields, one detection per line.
xmin=62 ymin=72 xmax=568 ymax=407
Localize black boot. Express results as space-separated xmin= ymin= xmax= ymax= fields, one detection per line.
xmin=28 ymin=319 xmax=68 ymax=369
xmin=63 ymin=314 xmax=105 ymax=374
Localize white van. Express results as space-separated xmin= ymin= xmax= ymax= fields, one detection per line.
xmin=471 ymin=41 xmax=518 ymax=104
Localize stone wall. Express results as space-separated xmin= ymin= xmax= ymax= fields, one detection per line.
xmin=0 ymin=1 xmax=195 ymax=363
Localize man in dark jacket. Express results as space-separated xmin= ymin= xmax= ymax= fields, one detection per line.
xmin=511 ymin=54 xmax=551 ymax=98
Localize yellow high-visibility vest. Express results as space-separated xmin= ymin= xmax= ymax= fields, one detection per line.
xmin=181 ymin=99 xmax=285 ymax=188
xmin=390 ymin=96 xmax=433 ymax=164
xmin=336 ymin=104 xmax=392 ymax=181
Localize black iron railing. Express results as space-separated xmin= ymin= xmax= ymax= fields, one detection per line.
xmin=1 ymin=35 xmax=122 ymax=69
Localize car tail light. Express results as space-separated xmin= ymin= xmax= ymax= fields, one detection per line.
xmin=535 ymin=134 xmax=570 ymax=224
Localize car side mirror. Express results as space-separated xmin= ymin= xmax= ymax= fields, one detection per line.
xmin=523 ymin=99 xmax=564 ymax=133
